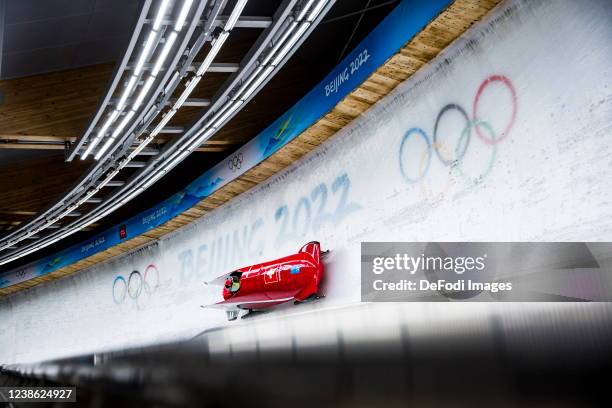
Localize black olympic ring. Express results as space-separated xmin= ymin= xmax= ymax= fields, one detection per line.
xmin=112 ymin=264 xmax=160 ymax=304
xmin=433 ymin=103 xmax=471 ymax=166
xmin=227 ymin=153 xmax=244 ymax=172
xmin=128 ymin=270 xmax=143 ymax=299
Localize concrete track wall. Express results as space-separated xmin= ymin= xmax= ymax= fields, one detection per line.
xmin=1 ymin=0 xmax=611 ymax=364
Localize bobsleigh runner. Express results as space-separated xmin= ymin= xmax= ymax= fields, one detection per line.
xmin=203 ymin=242 xmax=328 ymax=321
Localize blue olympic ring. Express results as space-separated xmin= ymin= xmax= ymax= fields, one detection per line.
xmin=112 ymin=276 xmax=127 ymax=304
xmin=399 ymin=127 xmax=431 ymax=183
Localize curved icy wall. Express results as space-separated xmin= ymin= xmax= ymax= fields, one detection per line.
xmin=1 ymin=0 xmax=611 ymax=364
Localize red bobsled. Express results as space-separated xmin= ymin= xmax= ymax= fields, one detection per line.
xmin=204 ymin=241 xmax=327 ymax=320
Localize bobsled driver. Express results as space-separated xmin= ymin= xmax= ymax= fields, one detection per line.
xmin=224 ymin=275 xmax=241 ymax=294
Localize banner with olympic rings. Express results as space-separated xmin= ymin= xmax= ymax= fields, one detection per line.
xmin=112 ymin=264 xmax=160 ymax=304
xmin=399 ymin=75 xmax=517 ymax=186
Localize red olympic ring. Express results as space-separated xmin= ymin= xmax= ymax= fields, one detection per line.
xmin=472 ymin=75 xmax=517 ymax=145
xmin=143 ymin=263 xmax=159 ymax=294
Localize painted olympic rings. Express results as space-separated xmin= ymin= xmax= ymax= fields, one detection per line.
xmin=227 ymin=153 xmax=244 ymax=172
xmin=112 ymin=264 xmax=160 ymax=304
xmin=399 ymin=75 xmax=516 ymax=185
